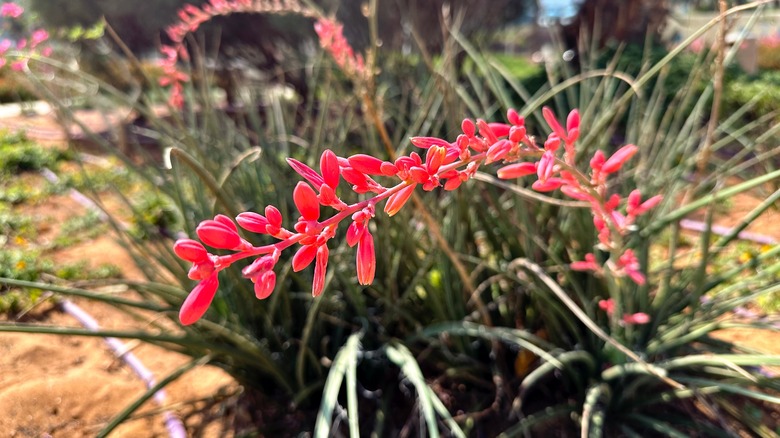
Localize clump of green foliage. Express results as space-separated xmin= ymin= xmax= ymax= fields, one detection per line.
xmin=0 ymin=131 xmax=71 ymax=175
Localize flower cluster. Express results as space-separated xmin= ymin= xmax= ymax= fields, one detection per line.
xmin=501 ymin=107 xmax=662 ymax=285
xmin=174 ymin=106 xmax=661 ymax=325
xmin=158 ymin=0 xmax=314 ymax=107
xmin=0 ymin=3 xmax=52 ymax=70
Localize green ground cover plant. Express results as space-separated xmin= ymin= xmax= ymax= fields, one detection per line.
xmin=0 ymin=0 xmax=778 ymax=436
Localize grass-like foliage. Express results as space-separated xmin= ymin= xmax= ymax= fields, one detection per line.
xmin=1 ymin=1 xmax=779 ymax=436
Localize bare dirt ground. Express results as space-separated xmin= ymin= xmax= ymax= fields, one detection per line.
xmin=0 ymin=109 xmax=778 ymax=436
xmin=0 ymin=112 xmax=241 ymax=437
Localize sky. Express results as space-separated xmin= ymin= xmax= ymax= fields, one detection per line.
xmin=538 ymin=0 xmax=583 ymax=24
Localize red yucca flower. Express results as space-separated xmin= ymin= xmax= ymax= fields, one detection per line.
xmin=174 ymin=107 xmax=660 ymax=325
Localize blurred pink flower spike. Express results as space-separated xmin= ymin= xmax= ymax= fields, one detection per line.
xmin=30 ymin=29 xmax=49 ymax=48
xmin=0 ymin=2 xmax=23 ymax=18
xmin=314 ymin=17 xmax=366 ymax=78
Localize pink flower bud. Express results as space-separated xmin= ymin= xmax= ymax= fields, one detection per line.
xmin=507 ymin=108 xmax=523 ymax=126
xmin=196 ymin=219 xmax=242 ymax=249
xmin=544 ymin=135 xmax=561 ymax=152
xmin=380 ymin=162 xmax=399 ymax=176
xmin=348 ymin=154 xmax=385 ymax=175
xmin=623 ymin=312 xmax=650 ymax=325
xmin=318 ymin=183 xmax=341 ymax=207
xmin=242 ymin=254 xmax=276 ymax=278
xmin=566 ymin=109 xmax=580 ymax=132
xmin=605 ymin=194 xmax=621 ymax=211
xmin=357 ymin=230 xmax=375 ymax=285
xmin=410 ymin=137 xmax=450 ymax=149
xmin=477 ymin=119 xmax=498 ymax=144
xmin=532 ymin=178 xmax=565 ymax=192
xmin=509 ymin=126 xmax=526 ymax=143
xmin=598 ymin=298 xmax=615 ymax=315
xmin=542 ymin=107 xmax=567 ymax=142
xmin=487 ymin=123 xmax=511 ymax=138
xmin=536 ymin=151 xmax=556 ymax=181
xmin=486 ymin=140 xmax=512 ymax=163
xmin=590 ymin=150 xmax=605 ymax=171
xmin=292 ymin=244 xmax=317 ymax=272
xmin=346 ymin=221 xmax=366 ymax=247
xmin=570 ymin=253 xmax=600 ymax=272
xmin=385 ymin=184 xmax=416 ymax=216
xmin=320 ymin=149 xmax=341 ymax=189
xmin=602 ymin=145 xmax=638 ymax=174
xmin=567 ymin=128 xmax=580 ymax=144
xmin=214 ymin=214 xmax=238 ymax=233
xmin=174 ymin=239 xmax=209 ymax=262
xmin=444 ymin=177 xmax=463 ymax=191
xmin=293 ymin=182 xmax=320 ymax=221
xmin=236 ymin=212 xmax=270 ymax=234
xmin=179 ymin=273 xmax=219 ymax=325
xmin=461 ymin=118 xmax=476 ymax=137
xmin=560 ymin=186 xmax=592 ymax=201
xmin=497 ymin=162 xmax=536 ymax=179
xmin=254 ymin=271 xmax=276 ymax=300
xmin=265 ymin=206 xmax=283 ymax=229
xmin=628 ymin=191 xmax=663 ymax=217
xmin=342 ymin=168 xmax=369 ymax=187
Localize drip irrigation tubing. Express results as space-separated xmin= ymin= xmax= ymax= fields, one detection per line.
xmin=39 ymin=167 xmax=187 ymax=437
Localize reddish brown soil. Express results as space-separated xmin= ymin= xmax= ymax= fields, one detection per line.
xmin=1 ymin=112 xmax=240 ymax=437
